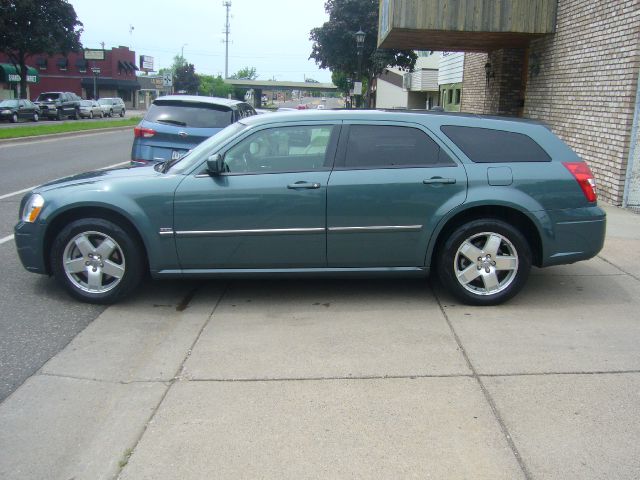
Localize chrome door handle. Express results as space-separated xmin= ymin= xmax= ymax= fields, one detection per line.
xmin=287 ymin=182 xmax=321 ymax=189
xmin=423 ymin=177 xmax=456 ymax=185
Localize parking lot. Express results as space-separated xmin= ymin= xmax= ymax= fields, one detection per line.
xmin=0 ymin=202 xmax=638 ymax=479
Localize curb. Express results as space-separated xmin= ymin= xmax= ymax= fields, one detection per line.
xmin=0 ymin=125 xmax=136 ymax=145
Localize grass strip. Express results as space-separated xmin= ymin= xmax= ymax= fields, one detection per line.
xmin=0 ymin=117 xmax=141 ymax=140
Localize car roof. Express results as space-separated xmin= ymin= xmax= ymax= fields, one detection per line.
xmin=153 ymin=95 xmax=246 ymax=108
xmin=238 ymin=109 xmax=549 ymax=131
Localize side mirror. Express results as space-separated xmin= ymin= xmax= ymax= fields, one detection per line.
xmin=206 ymin=153 xmax=225 ymax=175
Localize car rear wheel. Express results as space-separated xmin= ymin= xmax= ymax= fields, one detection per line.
xmin=437 ymin=219 xmax=531 ymax=306
xmin=11 ymin=112 xmax=18 ymax=123
xmin=109 ymin=109 xmax=113 ymax=117
xmin=51 ymin=218 xmax=145 ymax=304
xmin=73 ymin=108 xmax=80 ymax=120
xmin=120 ymin=108 xmax=125 ymax=117
xmin=56 ymin=109 xmax=63 ymax=121
xmin=89 ymin=111 xmax=93 ymax=119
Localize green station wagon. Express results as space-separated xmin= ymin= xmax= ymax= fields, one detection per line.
xmin=14 ymin=110 xmax=606 ymax=305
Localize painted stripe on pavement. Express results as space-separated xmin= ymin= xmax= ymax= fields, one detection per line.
xmin=0 ymin=161 xmax=129 ymax=200
xmin=0 ymin=234 xmax=14 ymax=245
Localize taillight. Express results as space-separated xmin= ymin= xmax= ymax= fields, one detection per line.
xmin=563 ymin=162 xmax=597 ymax=202
xmin=134 ymin=126 xmax=155 ymax=138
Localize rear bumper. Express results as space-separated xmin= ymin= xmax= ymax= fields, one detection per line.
xmin=538 ymin=205 xmax=606 ymax=267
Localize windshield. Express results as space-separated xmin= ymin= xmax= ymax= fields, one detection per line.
xmin=80 ymin=100 xmax=92 ymax=106
xmin=145 ymin=101 xmax=234 ymax=128
xmin=98 ymin=99 xmax=111 ymax=105
xmin=36 ymin=93 xmax=60 ymax=101
xmin=0 ymin=100 xmax=18 ymax=108
xmin=168 ymin=122 xmax=248 ymax=174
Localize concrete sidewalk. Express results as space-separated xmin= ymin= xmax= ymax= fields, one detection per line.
xmin=1 ymin=205 xmax=639 ymax=479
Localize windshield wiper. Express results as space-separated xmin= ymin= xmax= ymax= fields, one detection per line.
xmin=156 ymin=119 xmax=187 ymax=126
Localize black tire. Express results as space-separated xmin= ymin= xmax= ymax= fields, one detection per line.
xmin=109 ymin=109 xmax=113 ymax=117
xmin=73 ymin=108 xmax=80 ymax=120
xmin=56 ymin=108 xmax=63 ymax=121
xmin=436 ymin=218 xmax=531 ymax=306
xmin=51 ymin=218 xmax=145 ymax=304
xmin=32 ymin=112 xmax=39 ymax=122
xmin=89 ymin=111 xmax=93 ymax=119
xmin=120 ymin=108 xmax=125 ymax=117
xmin=11 ymin=112 xmax=18 ymax=123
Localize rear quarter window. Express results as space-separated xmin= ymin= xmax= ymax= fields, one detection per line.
xmin=146 ymin=101 xmax=234 ymax=128
xmin=340 ymin=125 xmax=456 ymax=169
xmin=441 ymin=125 xmax=551 ymax=163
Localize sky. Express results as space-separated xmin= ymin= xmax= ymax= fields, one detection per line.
xmin=68 ymin=0 xmax=333 ymax=83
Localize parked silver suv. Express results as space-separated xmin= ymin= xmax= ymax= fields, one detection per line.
xmin=97 ymin=97 xmax=125 ymax=117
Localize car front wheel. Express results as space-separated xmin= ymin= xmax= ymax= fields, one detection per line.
xmin=437 ymin=219 xmax=531 ymax=306
xmin=51 ymin=218 xmax=145 ymax=304
xmin=11 ymin=112 xmax=18 ymax=123
xmin=32 ymin=112 xmax=39 ymax=122
xmin=120 ymin=108 xmax=125 ymax=117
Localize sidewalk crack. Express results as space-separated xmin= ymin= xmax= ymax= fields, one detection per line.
xmin=597 ymin=254 xmax=640 ymax=282
xmin=432 ymin=283 xmax=532 ymax=480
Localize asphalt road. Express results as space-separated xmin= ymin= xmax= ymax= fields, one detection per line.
xmin=0 ymin=129 xmax=134 ymax=401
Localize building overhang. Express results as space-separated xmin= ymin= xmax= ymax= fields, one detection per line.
xmin=0 ymin=63 xmax=39 ymax=84
xmin=378 ymin=0 xmax=557 ymax=51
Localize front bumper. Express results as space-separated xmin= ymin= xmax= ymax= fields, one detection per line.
xmin=14 ymin=220 xmax=48 ymax=274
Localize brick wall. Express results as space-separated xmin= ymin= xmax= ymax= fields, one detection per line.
xmin=460 ymin=52 xmax=487 ymax=113
xmin=460 ymin=0 xmax=640 ymax=205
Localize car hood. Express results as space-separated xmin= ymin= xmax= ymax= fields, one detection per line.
xmin=36 ymin=165 xmax=162 ymax=193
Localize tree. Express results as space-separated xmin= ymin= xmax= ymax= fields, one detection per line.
xmin=309 ymin=0 xmax=416 ymax=106
xmin=198 ymin=74 xmax=233 ymax=98
xmin=0 ymin=0 xmax=83 ymax=98
xmin=174 ymin=62 xmax=199 ymax=94
xmin=229 ymin=66 xmax=257 ymax=80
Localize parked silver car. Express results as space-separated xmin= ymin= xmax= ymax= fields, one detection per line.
xmin=78 ymin=100 xmax=104 ymax=119
xmin=97 ymin=97 xmax=125 ymax=117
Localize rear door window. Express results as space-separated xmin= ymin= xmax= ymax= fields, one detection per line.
xmin=146 ymin=101 xmax=234 ymax=128
xmin=339 ymin=124 xmax=455 ymax=169
xmin=441 ymin=125 xmax=551 ymax=162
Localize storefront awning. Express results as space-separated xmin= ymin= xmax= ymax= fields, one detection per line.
xmin=0 ymin=63 xmax=39 ymax=84
xmin=80 ymin=77 xmax=140 ymax=90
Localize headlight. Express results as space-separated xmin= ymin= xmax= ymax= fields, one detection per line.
xmin=22 ymin=194 xmax=45 ymax=223
xmin=1 ymin=109 xmax=11 ymax=114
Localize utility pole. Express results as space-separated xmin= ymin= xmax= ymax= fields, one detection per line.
xmin=222 ymin=1 xmax=231 ymax=79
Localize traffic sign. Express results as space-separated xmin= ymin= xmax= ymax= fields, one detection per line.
xmin=91 ymin=67 xmax=101 ymax=75
xmin=162 ymin=73 xmax=173 ymax=87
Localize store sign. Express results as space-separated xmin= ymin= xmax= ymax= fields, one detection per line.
xmin=8 ymin=73 xmax=37 ymax=83
xmin=84 ymin=49 xmax=105 ymax=60
xmin=140 ymin=55 xmax=154 ymax=71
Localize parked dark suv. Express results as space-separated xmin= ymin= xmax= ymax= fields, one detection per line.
xmin=33 ymin=91 xmax=82 ymax=120
xmin=131 ymin=95 xmax=256 ymax=166
xmin=15 ymin=110 xmax=605 ymax=305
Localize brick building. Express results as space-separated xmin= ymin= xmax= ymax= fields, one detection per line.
xmin=0 ymin=46 xmax=140 ymax=108
xmin=378 ymin=0 xmax=640 ymax=208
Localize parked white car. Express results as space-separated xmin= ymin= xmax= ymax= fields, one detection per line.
xmin=97 ymin=97 xmax=126 ymax=117
xmin=78 ymin=100 xmax=104 ymax=119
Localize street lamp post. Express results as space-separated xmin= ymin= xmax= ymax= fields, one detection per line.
xmin=91 ymin=66 xmax=101 ymax=99
xmin=355 ymin=29 xmax=365 ymax=108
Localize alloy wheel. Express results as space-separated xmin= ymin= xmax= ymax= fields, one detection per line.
xmin=62 ymin=231 xmax=126 ymax=294
xmin=453 ymin=231 xmax=519 ymax=296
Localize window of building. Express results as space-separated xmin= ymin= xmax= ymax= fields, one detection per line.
xmin=440 ymin=126 xmax=552 ymax=163
xmin=341 ymin=125 xmax=455 ymax=169
xmin=75 ymin=59 xmax=87 ymax=73
xmin=454 ymin=89 xmax=461 ymax=105
xmin=36 ymin=57 xmax=47 ymax=70
xmin=223 ymin=125 xmax=338 ymax=174
xmin=56 ymin=58 xmax=68 ymax=71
